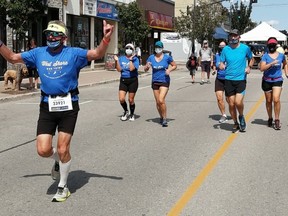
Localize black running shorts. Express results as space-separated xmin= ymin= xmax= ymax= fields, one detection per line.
xmin=151 ymin=82 xmax=170 ymax=90
xmin=261 ymin=80 xmax=283 ymax=92
xmin=224 ymin=80 xmax=246 ymax=97
xmin=215 ymin=78 xmax=225 ymax=92
xmin=37 ymin=101 xmax=80 ymax=136
xmin=119 ymin=77 xmax=138 ymax=93
xmin=201 ymin=61 xmax=211 ymax=73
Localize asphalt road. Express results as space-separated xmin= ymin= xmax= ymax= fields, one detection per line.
xmin=1 ymin=68 xmax=288 ymax=216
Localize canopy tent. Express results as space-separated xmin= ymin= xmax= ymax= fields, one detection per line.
xmin=213 ymin=27 xmax=228 ymax=40
xmin=240 ymin=22 xmax=287 ymax=42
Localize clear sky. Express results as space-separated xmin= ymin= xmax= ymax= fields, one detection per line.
xmin=222 ymin=0 xmax=288 ymax=30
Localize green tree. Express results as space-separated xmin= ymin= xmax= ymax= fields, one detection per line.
xmin=230 ymin=1 xmax=254 ymax=34
xmin=174 ymin=0 xmax=226 ymax=48
xmin=116 ymin=2 xmax=150 ymax=48
xmin=1 ymin=0 xmax=47 ymax=51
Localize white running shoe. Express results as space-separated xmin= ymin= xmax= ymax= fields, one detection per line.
xmin=129 ymin=114 xmax=135 ymax=121
xmin=51 ymin=161 xmax=60 ymax=180
xmin=219 ymin=115 xmax=228 ymax=123
xmin=52 ymin=185 xmax=71 ymax=202
xmin=120 ymin=111 xmax=129 ymax=121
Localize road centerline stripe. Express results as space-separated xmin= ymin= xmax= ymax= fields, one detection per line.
xmin=167 ymin=94 xmax=265 ymax=215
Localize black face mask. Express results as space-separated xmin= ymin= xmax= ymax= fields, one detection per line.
xmin=268 ymin=44 xmax=277 ymax=53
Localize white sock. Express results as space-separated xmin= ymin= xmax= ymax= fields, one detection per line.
xmin=50 ymin=147 xmax=59 ymax=161
xmin=58 ymin=159 xmax=72 ymax=188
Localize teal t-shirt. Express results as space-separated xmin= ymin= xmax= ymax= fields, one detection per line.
xmin=220 ymin=43 xmax=253 ymax=81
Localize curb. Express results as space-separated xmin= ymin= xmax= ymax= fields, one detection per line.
xmin=0 ymin=71 xmax=151 ymax=103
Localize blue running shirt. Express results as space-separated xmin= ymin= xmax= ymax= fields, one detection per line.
xmin=147 ymin=54 xmax=174 ymax=83
xmin=21 ymin=46 xmax=88 ymax=101
xmin=118 ymin=56 xmax=139 ymax=78
xmin=261 ymin=52 xmax=285 ymax=82
xmin=214 ymin=53 xmax=225 ymax=80
xmin=220 ymin=43 xmax=253 ymax=81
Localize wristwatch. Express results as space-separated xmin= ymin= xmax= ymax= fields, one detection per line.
xmin=0 ymin=40 xmax=3 ymax=47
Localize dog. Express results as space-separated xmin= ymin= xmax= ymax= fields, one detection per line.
xmin=4 ymin=64 xmax=29 ymax=91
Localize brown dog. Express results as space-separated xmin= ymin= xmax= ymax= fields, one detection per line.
xmin=4 ymin=64 xmax=29 ymax=91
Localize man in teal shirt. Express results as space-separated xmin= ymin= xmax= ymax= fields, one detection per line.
xmin=219 ymin=29 xmax=254 ymax=133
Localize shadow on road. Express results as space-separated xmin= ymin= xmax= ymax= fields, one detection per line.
xmin=22 ymin=170 xmax=123 ymax=194
xmin=251 ymin=118 xmax=267 ymax=126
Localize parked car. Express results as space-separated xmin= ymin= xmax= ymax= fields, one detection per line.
xmin=248 ymin=44 xmax=267 ymax=69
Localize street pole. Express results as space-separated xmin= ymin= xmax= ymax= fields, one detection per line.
xmin=192 ymin=0 xmax=196 ymax=54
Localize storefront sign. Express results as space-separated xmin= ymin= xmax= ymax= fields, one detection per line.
xmin=97 ymin=1 xmax=119 ymax=21
xmin=66 ymin=0 xmax=80 ymax=15
xmin=83 ymin=0 xmax=97 ymax=16
xmin=147 ymin=11 xmax=173 ymax=31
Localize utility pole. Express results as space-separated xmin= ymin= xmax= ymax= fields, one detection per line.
xmin=192 ymin=0 xmax=196 ymax=54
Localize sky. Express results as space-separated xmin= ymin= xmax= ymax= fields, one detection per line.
xmin=222 ymin=0 xmax=288 ymax=30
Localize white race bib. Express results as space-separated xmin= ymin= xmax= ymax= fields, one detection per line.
xmin=48 ymin=93 xmax=73 ymax=112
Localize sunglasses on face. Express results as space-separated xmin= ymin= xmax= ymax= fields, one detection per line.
xmin=45 ymin=31 xmax=64 ymax=37
xmin=126 ymin=47 xmax=133 ymax=50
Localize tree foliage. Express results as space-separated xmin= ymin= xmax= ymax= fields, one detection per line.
xmin=2 ymin=0 xmax=47 ymax=39
xmin=116 ymin=2 xmax=150 ymax=48
xmin=8 ymin=0 xmax=47 ymax=36
xmin=174 ymin=0 xmax=226 ymax=44
xmin=230 ymin=1 xmax=255 ymax=34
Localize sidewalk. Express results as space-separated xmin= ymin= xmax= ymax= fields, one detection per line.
xmin=0 ymin=65 xmax=149 ymax=103
xmin=0 ymin=62 xmax=186 ymax=103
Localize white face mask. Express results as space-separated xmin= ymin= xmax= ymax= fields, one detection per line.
xmin=155 ymin=48 xmax=163 ymax=54
xmin=125 ymin=49 xmax=133 ymax=56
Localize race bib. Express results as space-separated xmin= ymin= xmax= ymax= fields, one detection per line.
xmin=48 ymin=93 xmax=73 ymax=112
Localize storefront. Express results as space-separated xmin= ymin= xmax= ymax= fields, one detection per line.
xmin=0 ymin=19 xmax=6 ymax=79
xmin=66 ymin=0 xmax=118 ymax=65
xmin=141 ymin=10 xmax=174 ymax=64
xmin=136 ymin=0 xmax=174 ymax=64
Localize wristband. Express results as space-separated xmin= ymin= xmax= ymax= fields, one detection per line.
xmin=0 ymin=40 xmax=3 ymax=47
xmin=102 ymin=38 xmax=110 ymax=46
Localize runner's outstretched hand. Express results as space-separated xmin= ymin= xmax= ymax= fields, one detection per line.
xmin=103 ymin=20 xmax=114 ymax=40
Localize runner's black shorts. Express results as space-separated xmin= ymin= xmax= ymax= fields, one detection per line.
xmin=261 ymin=80 xmax=283 ymax=92
xmin=151 ymin=82 xmax=170 ymax=90
xmin=224 ymin=80 xmax=246 ymax=97
xmin=37 ymin=101 xmax=80 ymax=136
xmin=215 ymin=78 xmax=225 ymax=92
xmin=119 ymin=77 xmax=138 ymax=93
xmin=201 ymin=61 xmax=211 ymax=73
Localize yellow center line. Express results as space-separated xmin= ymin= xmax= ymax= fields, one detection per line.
xmin=167 ymin=94 xmax=265 ymax=216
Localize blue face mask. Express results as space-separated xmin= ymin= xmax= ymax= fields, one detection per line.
xmin=229 ymin=38 xmax=239 ymax=45
xmin=47 ymin=40 xmax=61 ymax=50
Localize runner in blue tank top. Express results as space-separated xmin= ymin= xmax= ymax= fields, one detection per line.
xmin=144 ymin=41 xmax=177 ymax=127
xmin=260 ymin=37 xmax=288 ymax=130
xmin=0 ymin=20 xmax=114 ymax=202
xmin=219 ymin=29 xmax=254 ymax=133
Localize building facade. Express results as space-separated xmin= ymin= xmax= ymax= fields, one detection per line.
xmin=136 ymin=0 xmax=174 ymax=63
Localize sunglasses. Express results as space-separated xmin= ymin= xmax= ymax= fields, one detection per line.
xmin=126 ymin=47 xmax=133 ymax=50
xmin=45 ymin=31 xmax=64 ymax=37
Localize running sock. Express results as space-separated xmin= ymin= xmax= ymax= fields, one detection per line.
xmin=120 ymin=101 xmax=128 ymax=112
xmin=50 ymin=147 xmax=59 ymax=162
xmin=130 ymin=103 xmax=135 ymax=115
xmin=58 ymin=159 xmax=72 ymax=188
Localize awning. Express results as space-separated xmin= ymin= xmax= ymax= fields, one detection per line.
xmin=213 ymin=27 xmax=228 ymax=40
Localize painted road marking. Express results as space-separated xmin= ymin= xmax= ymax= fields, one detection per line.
xmin=167 ymin=94 xmax=265 ymax=215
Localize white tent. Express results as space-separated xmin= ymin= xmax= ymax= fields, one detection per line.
xmin=240 ymin=22 xmax=287 ymax=42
